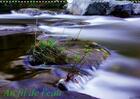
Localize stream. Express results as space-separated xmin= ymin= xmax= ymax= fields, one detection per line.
xmin=0 ymin=12 xmax=140 ymax=99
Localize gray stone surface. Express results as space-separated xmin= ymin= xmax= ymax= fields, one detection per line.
xmin=67 ymin=0 xmax=135 ymax=17
xmin=85 ymin=2 xmax=110 ymax=15
xmin=109 ymin=1 xmax=133 ymax=17
xmin=15 ymin=8 xmax=56 ymax=16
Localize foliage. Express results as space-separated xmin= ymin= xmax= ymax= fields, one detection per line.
xmin=28 ymin=39 xmax=68 ymax=65
xmin=0 ymin=0 xmax=67 ymax=13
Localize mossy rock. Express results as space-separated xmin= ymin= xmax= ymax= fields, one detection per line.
xmin=27 ymin=39 xmax=110 ymax=68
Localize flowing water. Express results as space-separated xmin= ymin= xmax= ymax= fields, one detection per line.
xmin=38 ymin=15 xmax=140 ymax=99
xmin=0 ymin=12 xmax=140 ymax=99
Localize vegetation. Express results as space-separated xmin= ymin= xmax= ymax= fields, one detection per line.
xmin=0 ymin=0 xmax=67 ymax=13
xmin=28 ymin=39 xmax=67 ymax=65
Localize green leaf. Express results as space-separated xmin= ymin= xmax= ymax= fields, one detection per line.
xmin=46 ymin=38 xmax=57 ymax=48
xmin=39 ymin=40 xmax=47 ymax=49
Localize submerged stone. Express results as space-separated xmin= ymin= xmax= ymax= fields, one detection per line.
xmin=15 ymin=8 xmax=56 ymax=16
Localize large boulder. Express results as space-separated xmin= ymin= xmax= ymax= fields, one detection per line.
xmin=67 ymin=0 xmax=133 ymax=17
xmin=67 ymin=0 xmax=111 ymax=15
xmin=109 ymin=1 xmax=133 ymax=17
xmin=85 ymin=2 xmax=110 ymax=15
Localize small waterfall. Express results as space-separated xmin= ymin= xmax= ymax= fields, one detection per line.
xmin=65 ymin=66 xmax=97 ymax=91
xmin=66 ymin=52 xmax=140 ymax=99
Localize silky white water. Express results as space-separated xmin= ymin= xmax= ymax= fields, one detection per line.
xmin=38 ymin=15 xmax=140 ymax=99
xmin=66 ymin=52 xmax=140 ymax=99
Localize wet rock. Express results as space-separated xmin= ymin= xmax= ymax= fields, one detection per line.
xmin=133 ymin=3 xmax=140 ymax=15
xmin=67 ymin=0 xmax=111 ymax=15
xmin=0 ymin=72 xmax=14 ymax=80
xmin=23 ymin=40 xmax=110 ymax=92
xmin=67 ymin=0 xmax=133 ymax=17
xmin=41 ymin=10 xmax=57 ymax=15
xmin=25 ymin=39 xmax=109 ymax=72
xmin=109 ymin=1 xmax=133 ymax=17
xmin=15 ymin=8 xmax=56 ymax=16
xmin=57 ymin=83 xmax=68 ymax=91
xmin=85 ymin=2 xmax=110 ymax=15
xmin=0 ymin=79 xmax=97 ymax=99
xmin=16 ymin=8 xmax=41 ymax=16
xmin=0 ymin=26 xmax=35 ymax=35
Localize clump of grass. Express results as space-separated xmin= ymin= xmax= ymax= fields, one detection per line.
xmin=28 ymin=38 xmax=68 ymax=66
